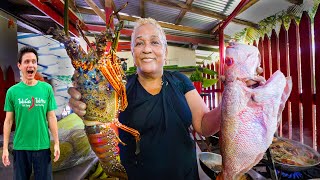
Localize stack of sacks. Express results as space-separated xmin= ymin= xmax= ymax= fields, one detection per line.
xmin=50 ymin=113 xmax=95 ymax=171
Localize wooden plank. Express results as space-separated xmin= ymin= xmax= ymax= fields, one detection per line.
xmin=105 ymin=0 xmax=113 ymax=28
xmin=76 ymin=6 xmax=210 ymax=35
xmin=140 ymin=0 xmax=145 ymax=18
xmin=253 ymin=40 xmax=257 ymax=47
xmin=86 ymin=25 xmax=218 ymax=46
xmin=239 ymin=0 xmax=259 ymax=14
xmin=278 ymin=24 xmax=290 ymax=138
xmin=39 ymin=0 xmax=88 ymax=31
xmin=271 ymin=29 xmax=280 ymax=134
xmin=174 ymin=0 xmax=194 ymax=25
xmin=258 ymin=37 xmax=265 ymax=78
xmin=27 ymin=0 xmax=79 ymax=36
xmin=84 ymin=0 xmax=106 ymax=22
xmin=314 ymin=3 xmax=320 ymax=152
xmin=263 ymin=34 xmax=271 ymax=79
xmin=299 ymin=12 xmax=314 ymax=147
xmin=288 ymin=19 xmax=301 ymax=142
xmin=144 ymin=0 xmax=258 ymax=28
xmin=271 ymin=29 xmax=279 ymax=74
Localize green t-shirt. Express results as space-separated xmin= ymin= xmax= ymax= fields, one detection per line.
xmin=4 ymin=81 xmax=57 ymax=150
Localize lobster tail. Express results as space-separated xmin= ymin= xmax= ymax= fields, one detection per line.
xmin=85 ymin=125 xmax=128 ymax=180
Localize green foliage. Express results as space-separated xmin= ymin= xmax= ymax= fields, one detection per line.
xmin=126 ymin=65 xmax=210 ymax=75
xmin=189 ymin=67 xmax=218 ymax=88
xmin=189 ymin=68 xmax=202 ymax=82
xmin=126 ymin=65 xmax=218 ymax=88
xmin=234 ymin=1 xmax=319 ymax=43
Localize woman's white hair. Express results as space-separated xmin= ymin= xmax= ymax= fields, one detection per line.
xmin=131 ymin=17 xmax=167 ymax=52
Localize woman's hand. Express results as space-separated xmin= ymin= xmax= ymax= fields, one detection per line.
xmin=220 ymin=67 xmax=266 ymax=87
xmin=68 ymin=87 xmax=87 ymax=116
xmin=245 ymin=67 xmax=266 ymax=87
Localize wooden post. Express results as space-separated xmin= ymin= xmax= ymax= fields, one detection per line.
xmin=263 ymin=34 xmax=271 ymax=80
xmin=288 ymin=19 xmax=301 ymax=142
xmin=279 ymin=24 xmax=290 ymax=139
xmin=314 ymin=1 xmax=320 ymax=152
xmin=299 ymin=12 xmax=314 ymax=147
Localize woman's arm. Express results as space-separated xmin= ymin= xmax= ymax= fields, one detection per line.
xmin=185 ymin=89 xmax=221 ymax=137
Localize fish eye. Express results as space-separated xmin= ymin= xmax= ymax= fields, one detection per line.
xmin=225 ymin=57 xmax=234 ymax=66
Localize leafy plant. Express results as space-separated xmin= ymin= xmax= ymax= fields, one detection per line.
xmin=189 ymin=67 xmax=219 ymax=88
xmin=234 ymin=0 xmax=319 ymax=43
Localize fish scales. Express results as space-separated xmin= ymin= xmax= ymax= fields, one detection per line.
xmin=219 ymin=43 xmax=292 ymax=180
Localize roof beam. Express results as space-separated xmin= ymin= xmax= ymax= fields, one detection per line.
xmin=84 ymin=0 xmax=106 ymax=22
xmin=210 ymin=0 xmax=259 ymax=34
xmin=76 ymin=6 xmax=209 ymax=34
xmin=86 ymin=24 xmax=217 ymax=46
xmin=17 ymin=20 xmax=44 ymax=34
xmin=140 ymin=0 xmax=145 ymax=18
xmin=98 ymin=0 xmax=105 ymax=8
xmin=286 ymin=0 xmax=304 ymax=5
xmin=219 ymin=0 xmax=252 ymax=75
xmin=26 ymin=0 xmax=79 ymax=36
xmin=69 ymin=0 xmax=77 ymax=12
xmin=105 ymin=0 xmax=114 ymax=27
xmin=144 ymin=0 xmax=257 ymax=28
xmin=1 ymin=5 xmax=45 ymax=35
xmin=39 ymin=0 xmax=88 ymax=31
xmin=174 ymin=0 xmax=194 ymax=25
xmin=239 ymin=0 xmax=259 ymax=14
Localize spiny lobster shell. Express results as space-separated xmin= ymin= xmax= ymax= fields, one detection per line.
xmin=72 ymin=51 xmax=119 ymax=123
xmin=49 ymin=27 xmax=129 ymax=180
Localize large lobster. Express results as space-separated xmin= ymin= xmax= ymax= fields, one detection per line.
xmin=49 ymin=4 xmax=139 ymax=180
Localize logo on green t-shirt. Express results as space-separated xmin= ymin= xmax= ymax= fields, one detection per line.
xmin=18 ymin=97 xmax=47 ymax=110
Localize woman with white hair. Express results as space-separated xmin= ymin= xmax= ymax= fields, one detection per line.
xmin=69 ymin=18 xmax=226 ymax=179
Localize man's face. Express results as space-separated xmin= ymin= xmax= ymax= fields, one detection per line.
xmin=18 ymin=52 xmax=38 ymax=81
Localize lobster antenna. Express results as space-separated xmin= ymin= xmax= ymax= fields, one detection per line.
xmin=64 ymin=0 xmax=69 ymax=36
xmin=110 ymin=2 xmax=128 ymax=51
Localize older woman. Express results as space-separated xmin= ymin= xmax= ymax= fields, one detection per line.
xmin=68 ymin=18 xmax=259 ymax=179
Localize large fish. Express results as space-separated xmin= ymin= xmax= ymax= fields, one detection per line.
xmin=218 ymin=42 xmax=292 ymax=180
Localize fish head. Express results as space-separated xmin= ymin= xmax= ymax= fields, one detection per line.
xmin=224 ymin=42 xmax=261 ymax=82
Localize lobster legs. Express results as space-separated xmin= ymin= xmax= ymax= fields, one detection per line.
xmin=85 ymin=119 xmax=140 ymax=180
xmin=114 ymin=120 xmax=141 ymax=155
xmin=85 ymin=124 xmax=128 ymax=180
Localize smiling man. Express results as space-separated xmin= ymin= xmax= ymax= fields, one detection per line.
xmin=2 ymin=46 xmax=60 ymax=180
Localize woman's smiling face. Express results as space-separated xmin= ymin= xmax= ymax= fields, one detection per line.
xmin=18 ymin=52 xmax=38 ymax=81
xmin=132 ymin=23 xmax=167 ymax=75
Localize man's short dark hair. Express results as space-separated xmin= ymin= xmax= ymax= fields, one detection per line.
xmin=17 ymin=46 xmax=38 ymax=64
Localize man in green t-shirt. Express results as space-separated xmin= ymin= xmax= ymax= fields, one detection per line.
xmin=2 ymin=46 xmax=60 ymax=180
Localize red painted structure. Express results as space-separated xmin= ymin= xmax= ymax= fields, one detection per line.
xmin=0 ymin=66 xmax=17 ymax=135
xmin=252 ymin=8 xmax=320 ymax=151
xmin=27 ymin=0 xmax=82 ymax=36
xmin=219 ymin=0 xmax=251 ymax=75
xmin=204 ymin=5 xmax=320 ymax=152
